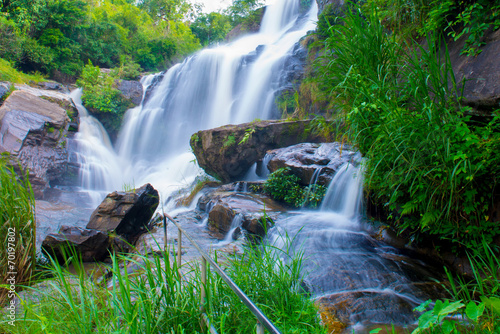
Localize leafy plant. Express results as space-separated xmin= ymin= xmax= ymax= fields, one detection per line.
xmin=264 ymin=167 xmax=326 ymax=208
xmin=238 ymin=127 xmax=256 ymax=145
xmin=222 ymin=134 xmax=236 ymax=148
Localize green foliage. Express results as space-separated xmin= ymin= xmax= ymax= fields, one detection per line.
xmin=226 ymin=0 xmax=263 ymax=25
xmin=0 ymin=155 xmax=36 ymax=305
xmin=77 ymin=62 xmax=127 ymax=114
xmin=207 ymin=242 xmax=326 ymax=333
xmin=0 ymin=238 xmax=324 ymax=333
xmin=190 ymin=12 xmax=232 ymax=46
xmin=238 ymin=127 xmax=255 ymax=145
xmin=264 ymin=167 xmax=326 ymax=208
xmin=366 ymin=0 xmax=500 ymax=56
xmin=0 ymin=0 xmax=202 ymax=79
xmin=222 ymin=134 xmax=236 ymax=148
xmin=316 ymin=5 xmax=500 ymax=250
xmin=0 ymin=58 xmax=44 ymax=83
xmin=411 ymin=242 xmax=500 ymax=333
xmin=445 ymin=1 xmax=500 ymax=56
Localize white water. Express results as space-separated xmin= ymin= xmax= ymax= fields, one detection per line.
xmin=267 ymin=161 xmax=435 ymax=328
xmin=74 ymin=0 xmax=318 ymax=207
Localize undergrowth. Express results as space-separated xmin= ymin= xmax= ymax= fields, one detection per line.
xmin=315 ymin=3 xmax=500 ymax=251
xmin=0 ymin=237 xmax=325 ymax=333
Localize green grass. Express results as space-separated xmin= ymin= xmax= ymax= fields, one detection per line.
xmin=0 ymin=155 xmax=36 ymax=306
xmin=0 ymin=236 xmax=325 ymax=333
xmin=0 ymin=58 xmax=45 ymax=84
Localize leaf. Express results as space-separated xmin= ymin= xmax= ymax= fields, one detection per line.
xmin=369 ymin=329 xmax=382 ymax=334
xmin=414 ymin=299 xmax=432 ymax=312
xmin=480 ymin=296 xmax=500 ymax=316
xmin=465 ymin=301 xmax=485 ymax=321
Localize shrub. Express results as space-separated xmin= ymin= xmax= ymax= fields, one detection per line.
xmin=316 ymin=5 xmax=500 ymax=250
xmin=264 ymin=167 xmax=326 ymax=208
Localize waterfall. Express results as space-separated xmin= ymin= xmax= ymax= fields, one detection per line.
xmin=70 ymin=89 xmax=123 ymax=206
xmin=74 ymin=0 xmax=318 ymax=207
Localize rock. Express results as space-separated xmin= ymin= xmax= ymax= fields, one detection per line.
xmin=198 ymin=188 xmax=286 ymax=242
xmin=0 ymin=89 xmax=73 ymax=197
xmin=41 ymin=225 xmax=109 ymax=262
xmin=117 ymin=79 xmax=143 ymax=106
xmin=266 ymin=142 xmax=359 ymax=186
xmin=86 ymin=184 xmax=159 ymax=243
xmin=316 ymin=291 xmax=416 ymax=327
xmin=0 ymin=82 xmax=11 ymax=102
xmin=190 ymin=120 xmax=325 ymax=183
xmin=315 ymin=0 xmax=346 ymax=15
xmin=449 ymin=29 xmax=500 ymax=111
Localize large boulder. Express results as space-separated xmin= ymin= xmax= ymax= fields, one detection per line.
xmin=190 ymin=120 xmax=325 ymax=183
xmin=86 ymin=183 xmax=159 ymax=243
xmin=41 ymin=226 xmax=109 ymax=262
xmin=0 ymin=87 xmax=77 ymax=197
xmin=266 ymin=142 xmax=360 ymax=186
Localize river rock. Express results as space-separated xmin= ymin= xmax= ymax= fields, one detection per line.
xmin=198 ymin=188 xmax=286 ymax=242
xmin=41 ymin=225 xmax=109 ymax=262
xmin=117 ymin=79 xmax=143 ymax=106
xmin=86 ymin=183 xmax=159 ymax=243
xmin=0 ymin=88 xmax=75 ymax=197
xmin=266 ymin=142 xmax=359 ymax=186
xmin=190 ymin=120 xmax=325 ymax=183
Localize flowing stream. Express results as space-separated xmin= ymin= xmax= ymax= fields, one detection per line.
xmin=267 ymin=161 xmax=443 ymax=331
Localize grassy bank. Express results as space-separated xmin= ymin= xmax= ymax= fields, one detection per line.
xmin=0 ymin=240 xmax=325 ymax=333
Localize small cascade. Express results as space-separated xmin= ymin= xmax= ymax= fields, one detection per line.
xmin=267 ymin=158 xmax=443 ymax=329
xmin=234 ymin=182 xmax=249 ymax=192
xmin=219 ymin=214 xmax=243 ymax=246
xmin=320 ymin=160 xmax=364 ymax=219
xmin=301 ymin=167 xmax=323 ymax=208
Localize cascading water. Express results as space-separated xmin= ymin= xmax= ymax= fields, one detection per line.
xmin=75 ymin=0 xmax=318 ymax=208
xmin=70 ymin=89 xmax=123 ymax=206
xmin=267 ymin=160 xmax=443 ymax=330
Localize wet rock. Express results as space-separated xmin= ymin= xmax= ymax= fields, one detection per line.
xmin=190 ymin=119 xmax=325 ymax=183
xmin=317 ymin=291 xmax=417 ymax=327
xmin=0 ymin=89 xmax=73 ymax=197
xmin=86 ymin=183 xmax=159 ymax=243
xmin=266 ymin=142 xmax=359 ymax=186
xmin=198 ymin=189 xmax=286 ymax=241
xmin=117 ymin=79 xmax=143 ymax=106
xmin=41 ymin=226 xmax=109 ymax=262
xmin=316 ymin=0 xmax=346 ymax=15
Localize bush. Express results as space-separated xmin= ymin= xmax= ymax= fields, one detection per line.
xmin=264 ymin=167 xmax=326 ymax=208
xmin=316 ymin=5 xmax=500 ymax=250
